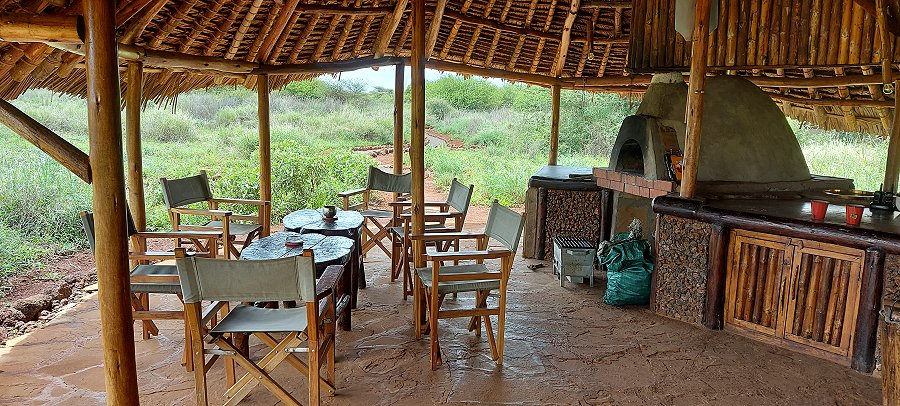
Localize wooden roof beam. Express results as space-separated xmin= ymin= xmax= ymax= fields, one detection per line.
xmin=0 ymin=13 xmax=83 ymax=43
xmin=300 ymin=4 xmax=392 ymax=15
xmin=254 ymin=55 xmax=406 ymax=75
xmin=461 ymin=0 xmax=497 ymax=64
xmin=47 ymin=41 xmax=259 ymax=74
xmin=374 ymin=0 xmax=409 ymax=58
xmin=120 ymin=0 xmax=167 ymax=44
xmin=257 ymin=0 xmax=302 ymax=62
xmin=425 ymin=0 xmax=449 ymax=58
xmin=330 ymin=0 xmax=365 ymax=60
xmin=767 ymin=92 xmax=895 ymax=108
xmin=529 ymin=0 xmax=559 ymax=73
xmin=552 ymin=0 xmax=581 ymax=76
xmin=439 ymin=0 xmax=475 ymax=60
xmin=225 ymin=0 xmax=264 ymax=59
xmin=580 ymin=1 xmax=631 ymax=9
xmin=148 ymin=0 xmax=200 ymax=48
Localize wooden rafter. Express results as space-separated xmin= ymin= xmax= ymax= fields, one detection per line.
xmin=439 ymin=0 xmax=474 ymax=60
xmin=574 ymin=8 xmax=599 ymax=76
xmin=120 ymin=0 xmax=168 ymax=44
xmin=461 ymin=0 xmax=495 ymax=64
xmin=245 ymin=3 xmax=282 ymax=62
xmin=288 ymin=15 xmax=321 ymax=62
xmin=485 ymin=0 xmax=513 ymax=66
xmin=203 ymin=0 xmax=249 ymax=56
xmin=425 ymin=0 xmax=449 ymax=58
xmin=148 ymin=0 xmax=200 ymax=48
xmin=530 ymin=0 xmax=559 ymax=73
xmin=178 ymin=0 xmax=227 ymax=53
xmin=225 ymin=0 xmax=264 ymax=59
xmin=312 ymin=2 xmax=348 ymax=61
xmin=330 ymin=0 xmax=365 ymax=60
xmin=353 ymin=0 xmax=380 ymax=55
xmin=268 ymin=9 xmax=303 ymax=63
xmin=258 ymin=0 xmax=302 ymax=62
xmin=373 ymin=0 xmax=409 ymax=58
xmin=552 ymin=0 xmax=581 ymax=76
xmin=507 ymin=0 xmax=540 ymax=71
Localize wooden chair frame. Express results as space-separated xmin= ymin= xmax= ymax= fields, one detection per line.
xmin=177 ymin=249 xmax=340 ymax=406
xmin=338 ymin=167 xmax=411 ymax=258
xmin=161 ymin=171 xmax=270 ymax=259
xmin=411 ymin=231 xmax=515 ymax=370
xmin=80 ymin=211 xmax=222 ymax=372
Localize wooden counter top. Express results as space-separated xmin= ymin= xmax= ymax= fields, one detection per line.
xmin=653 ymin=196 xmax=900 ymax=254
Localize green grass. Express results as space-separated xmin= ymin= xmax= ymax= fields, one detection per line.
xmin=0 ymin=77 xmax=892 ymax=293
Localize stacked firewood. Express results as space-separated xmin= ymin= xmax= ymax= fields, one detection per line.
xmin=543 ymin=190 xmax=603 ymax=259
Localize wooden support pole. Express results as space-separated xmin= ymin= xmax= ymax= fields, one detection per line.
xmin=703 ymin=223 xmax=729 ymax=329
xmin=680 ymin=0 xmax=712 ymax=199
xmin=884 ymin=79 xmax=900 ymax=193
xmin=852 ymin=248 xmax=884 ymax=372
xmin=548 ymin=84 xmax=561 ymax=166
xmin=0 ymin=98 xmax=91 ymax=183
xmin=393 ymin=62 xmax=405 ymax=174
xmin=411 ymin=0 xmax=426 ymax=269
xmin=257 ymin=74 xmax=272 ymax=236
xmin=125 ymin=61 xmax=145 ymax=233
xmin=84 ymin=0 xmax=140 ymax=402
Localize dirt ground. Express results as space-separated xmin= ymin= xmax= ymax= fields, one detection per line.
xmin=0 ymin=243 xmax=883 ymax=405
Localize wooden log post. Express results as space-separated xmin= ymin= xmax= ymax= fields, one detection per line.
xmin=883 ymin=79 xmax=900 ymax=194
xmin=257 ymin=74 xmax=271 ymax=236
xmin=125 ymin=62 xmax=145 ymax=234
xmin=852 ymin=248 xmax=885 ymax=372
xmin=410 ymin=0 xmax=426 ymax=270
xmin=0 ymin=98 xmax=91 ymax=183
xmin=680 ymin=0 xmax=712 ymax=199
xmin=0 ymin=14 xmax=83 ymax=42
xmin=84 ymin=0 xmax=140 ymax=403
xmin=703 ymin=223 xmax=730 ymax=329
xmin=548 ymin=84 xmax=561 ymax=166
xmin=393 ymin=62 xmax=404 ymax=174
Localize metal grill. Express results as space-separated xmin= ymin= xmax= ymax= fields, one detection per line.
xmin=552 ymin=236 xmax=595 ymax=250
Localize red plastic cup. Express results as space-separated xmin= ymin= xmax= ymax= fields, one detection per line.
xmin=810 ymin=200 xmax=829 ymax=220
xmin=845 ymin=204 xmax=865 ymax=226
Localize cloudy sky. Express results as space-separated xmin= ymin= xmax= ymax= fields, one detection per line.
xmin=320 ymin=66 xmax=504 ymax=90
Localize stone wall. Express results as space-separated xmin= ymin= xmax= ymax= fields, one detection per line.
xmin=653 ymin=214 xmax=712 ymax=325
xmin=543 ymin=189 xmax=603 ymax=259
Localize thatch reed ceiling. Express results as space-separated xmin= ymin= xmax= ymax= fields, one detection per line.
xmin=0 ymin=0 xmax=898 ymax=135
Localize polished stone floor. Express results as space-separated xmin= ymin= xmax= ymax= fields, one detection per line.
xmin=0 ymin=248 xmax=882 ymax=405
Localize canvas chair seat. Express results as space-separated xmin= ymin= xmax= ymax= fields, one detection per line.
xmin=416 ymin=264 xmax=500 ymax=294
xmin=131 ymin=264 xmax=180 ymax=294
xmin=360 ymin=209 xmax=394 ymax=218
xmin=210 ymin=305 xmax=309 ymax=334
xmin=203 ymin=221 xmax=263 ymax=236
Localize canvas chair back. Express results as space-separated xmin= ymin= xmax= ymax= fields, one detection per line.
xmin=446 ymin=179 xmax=473 ymax=214
xmin=176 ymin=255 xmax=316 ymax=304
xmin=160 ymin=171 xmax=214 ymax=209
xmin=484 ymin=201 xmax=525 ymax=252
xmin=80 ymin=211 xmax=139 ymax=254
xmin=366 ymin=166 xmax=411 ymax=194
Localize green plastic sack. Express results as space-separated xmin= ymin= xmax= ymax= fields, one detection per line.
xmin=600 ymin=232 xmax=654 ymax=306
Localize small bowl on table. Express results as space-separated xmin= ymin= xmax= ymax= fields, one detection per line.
xmin=322 ymin=205 xmax=338 ymax=223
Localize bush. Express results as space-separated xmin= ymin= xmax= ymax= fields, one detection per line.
xmin=282 ymin=79 xmax=332 ymax=99
xmin=427 ymin=98 xmax=454 ymax=120
xmin=426 ymin=76 xmax=504 ymax=111
xmin=142 ymin=109 xmax=197 ymax=142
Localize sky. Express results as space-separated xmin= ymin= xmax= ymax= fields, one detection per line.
xmin=319 ymin=66 xmax=505 ymax=90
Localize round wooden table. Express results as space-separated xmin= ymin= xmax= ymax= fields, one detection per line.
xmin=240 ymin=232 xmax=354 ymax=273
xmin=284 ymin=209 xmax=366 ymax=308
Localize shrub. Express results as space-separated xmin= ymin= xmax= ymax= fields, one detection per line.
xmin=426 ymin=76 xmax=504 ymax=111
xmin=282 ymin=79 xmax=332 ymax=99
xmin=427 ymin=98 xmax=454 ymax=120
xmin=142 ymin=109 xmax=197 ymax=142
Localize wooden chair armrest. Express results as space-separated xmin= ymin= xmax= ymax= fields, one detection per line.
xmin=129 ymin=251 xmax=178 ymax=261
xmin=387 ymin=200 xmax=447 ymax=207
xmin=170 ymin=207 xmax=233 ymax=218
xmin=409 ymin=232 xmax=485 ymax=241
xmin=201 ymin=301 xmax=228 ymax=325
xmin=337 ymin=188 xmax=367 ymax=198
xmin=426 ymin=249 xmax=511 ymax=261
xmin=400 ymin=211 xmax=460 ymax=219
xmin=211 ymin=198 xmax=268 ymax=206
xmin=315 ymin=264 xmax=346 ymax=301
xmin=132 ymin=231 xmax=222 ymax=239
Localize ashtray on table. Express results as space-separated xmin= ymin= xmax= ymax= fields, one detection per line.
xmin=285 ymin=234 xmax=304 ymax=247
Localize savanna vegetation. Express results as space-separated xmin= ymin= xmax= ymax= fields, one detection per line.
xmin=0 ymin=74 xmax=889 ymax=294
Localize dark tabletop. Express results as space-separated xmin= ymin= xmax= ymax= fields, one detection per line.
xmin=240 ymin=232 xmax=354 ymax=264
xmin=706 ymin=198 xmax=900 ymax=235
xmin=283 ymin=209 xmax=364 ymax=233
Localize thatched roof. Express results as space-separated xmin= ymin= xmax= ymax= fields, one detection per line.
xmin=0 ymin=0 xmax=898 ymax=135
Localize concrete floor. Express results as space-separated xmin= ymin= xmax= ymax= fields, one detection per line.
xmin=0 ymin=249 xmax=883 ymax=405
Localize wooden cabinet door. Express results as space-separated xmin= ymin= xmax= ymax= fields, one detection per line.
xmin=725 ymin=230 xmax=794 ymax=336
xmin=781 ymin=240 xmax=864 ymax=357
